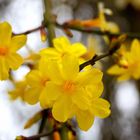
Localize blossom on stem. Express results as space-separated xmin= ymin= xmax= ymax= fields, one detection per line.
xmin=9 ymin=81 xmax=27 ymax=101
xmin=0 ymin=22 xmax=27 ymax=80
xmin=40 ymin=36 xmax=87 ymax=62
xmin=24 ymin=58 xmax=51 ymax=105
xmin=40 ymin=55 xmax=110 ymax=131
xmin=108 ymin=39 xmax=140 ymax=81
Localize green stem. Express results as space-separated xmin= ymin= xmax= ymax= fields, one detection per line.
xmin=60 ymin=125 xmax=69 ymax=140
xmin=43 ymin=0 xmax=55 ymax=47
xmin=38 ymin=0 xmax=56 ymax=138
xmin=43 ymin=3 xmax=68 ymax=139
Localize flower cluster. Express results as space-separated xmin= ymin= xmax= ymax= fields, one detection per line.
xmin=108 ymin=39 xmax=140 ymax=81
xmin=10 ymin=36 xmax=110 ymax=131
xmin=0 ymin=22 xmax=27 ymax=80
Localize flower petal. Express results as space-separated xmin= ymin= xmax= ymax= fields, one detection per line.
xmin=43 ymin=82 xmax=61 ymax=101
xmin=0 ymin=22 xmax=12 ymax=45
xmin=38 ymin=58 xmax=50 ymax=76
xmin=72 ymin=87 xmax=90 ymax=110
xmin=117 ymin=73 xmax=130 ymax=81
xmin=26 ymin=70 xmax=42 ymax=86
xmin=24 ymin=87 xmax=41 ymax=105
xmin=86 ymin=82 xmax=103 ymax=99
xmin=107 ymin=65 xmax=125 ymax=75
xmin=40 ymin=48 xmax=59 ymax=60
xmin=76 ymin=110 xmax=94 ymax=131
xmin=47 ymin=61 xmax=64 ymax=84
xmin=130 ymin=39 xmax=140 ymax=60
xmin=92 ymin=98 xmax=111 ymax=118
xmin=78 ymin=68 xmax=103 ymax=86
xmin=0 ymin=57 xmax=9 ymax=80
xmin=10 ymin=35 xmax=27 ymax=52
xmin=53 ymin=36 xmax=70 ymax=52
xmin=7 ymin=53 xmax=23 ymax=70
xmin=52 ymin=95 xmax=73 ymax=122
xmin=39 ymin=88 xmax=53 ymax=109
xmin=62 ymin=55 xmax=79 ymax=80
xmin=70 ymin=43 xmax=87 ymax=57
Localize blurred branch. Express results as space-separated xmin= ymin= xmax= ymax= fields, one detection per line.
xmin=43 ymin=0 xmax=55 ymax=47
xmin=56 ymin=22 xmax=140 ymax=39
xmin=16 ymin=129 xmax=58 ymax=140
xmin=80 ymin=35 xmax=126 ymax=70
xmin=37 ymin=0 xmax=56 ymax=138
xmin=14 ymin=21 xmax=140 ymax=39
xmin=13 ymin=25 xmax=44 ymax=35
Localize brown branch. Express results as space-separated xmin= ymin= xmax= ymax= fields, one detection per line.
xmin=80 ymin=53 xmax=109 ymax=70
xmin=13 ymin=25 xmax=45 ymax=35
xmin=13 ymin=21 xmax=140 ymax=39
xmin=56 ymin=22 xmax=140 ymax=39
xmin=16 ymin=129 xmax=58 ymax=140
xmin=79 ymin=34 xmax=127 ymax=70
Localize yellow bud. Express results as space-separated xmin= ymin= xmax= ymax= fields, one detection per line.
xmin=118 ymin=58 xmax=129 ymax=68
xmin=15 ymin=136 xmax=25 ymax=140
xmin=40 ymin=27 xmax=47 ymax=42
xmin=68 ymin=131 xmax=75 ymax=140
xmin=24 ymin=111 xmax=42 ymax=129
xmin=53 ymin=131 xmax=61 ymax=140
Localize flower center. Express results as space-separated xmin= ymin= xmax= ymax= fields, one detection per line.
xmin=62 ymin=81 xmax=75 ymax=93
xmin=0 ymin=47 xmax=8 ymax=56
xmin=41 ymin=77 xmax=49 ymax=87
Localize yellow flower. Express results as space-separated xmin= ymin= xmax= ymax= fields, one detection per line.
xmin=24 ymin=58 xmax=51 ymax=105
xmin=98 ymin=2 xmax=119 ymax=33
xmin=40 ymin=55 xmax=110 ymax=131
xmin=0 ymin=22 xmax=27 ymax=80
xmin=9 ymin=81 xmax=27 ymax=101
xmin=108 ymin=39 xmax=140 ymax=81
xmin=40 ymin=36 xmax=87 ymax=61
xmin=80 ymin=35 xmax=102 ymax=70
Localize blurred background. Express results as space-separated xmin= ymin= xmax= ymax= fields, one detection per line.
xmin=0 ymin=0 xmax=140 ymax=139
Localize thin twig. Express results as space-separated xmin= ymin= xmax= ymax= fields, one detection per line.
xmin=14 ymin=22 xmax=140 ymax=39
xmin=17 ymin=129 xmax=58 ymax=140
xmin=56 ymin=22 xmax=140 ymax=39
xmin=36 ymin=0 xmax=56 ymax=139
xmin=13 ymin=25 xmax=44 ymax=35
xmin=80 ymin=53 xmax=109 ymax=70
xmin=79 ymin=34 xmax=126 ymax=70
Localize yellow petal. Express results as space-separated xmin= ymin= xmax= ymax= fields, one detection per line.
xmin=24 ymin=88 xmax=41 ymax=105
xmin=78 ymin=68 xmax=103 ymax=86
xmin=40 ymin=48 xmax=59 ymax=60
xmin=39 ymin=89 xmax=53 ymax=109
xmin=117 ymin=73 xmax=130 ymax=81
xmin=9 ymin=81 xmax=27 ymax=100
xmin=42 ymin=82 xmax=61 ymax=101
xmin=70 ymin=43 xmax=87 ymax=57
xmin=53 ymin=36 xmax=70 ymax=52
xmin=0 ymin=22 xmax=12 ymax=45
xmin=7 ymin=53 xmax=23 ymax=70
xmin=76 ymin=110 xmax=94 ymax=131
xmin=24 ymin=111 xmax=42 ymax=129
xmin=92 ymin=98 xmax=111 ymax=118
xmin=72 ymin=87 xmax=90 ymax=110
xmin=47 ymin=61 xmax=63 ymax=84
xmin=52 ymin=95 xmax=73 ymax=122
xmin=0 ymin=57 xmax=9 ymax=80
xmin=107 ymin=65 xmax=125 ymax=75
xmin=132 ymin=65 xmax=140 ymax=79
xmin=10 ymin=35 xmax=27 ymax=52
xmin=62 ymin=55 xmax=79 ymax=80
xmin=26 ymin=70 xmax=42 ymax=86
xmin=86 ymin=82 xmax=103 ymax=99
xmin=130 ymin=39 xmax=140 ymax=59
xmin=38 ymin=58 xmax=50 ymax=76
